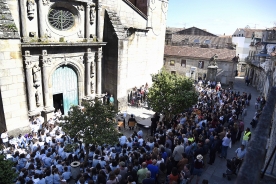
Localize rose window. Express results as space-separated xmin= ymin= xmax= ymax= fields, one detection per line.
xmin=48 ymin=8 xmax=75 ymax=31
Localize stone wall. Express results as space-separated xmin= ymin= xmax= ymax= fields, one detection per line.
xmin=164 ymin=57 xmax=236 ymax=85
xmin=102 ymin=0 xmax=167 ymax=111
xmin=0 ymin=39 xmax=29 ymax=133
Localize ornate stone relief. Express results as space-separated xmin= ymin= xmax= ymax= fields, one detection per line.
xmin=42 ymin=50 xmax=47 ymax=56
xmin=45 ymin=29 xmax=52 ymax=38
xmin=32 ymin=64 xmax=41 ymax=88
xmin=77 ymin=5 xmax=84 ymax=11
xmin=42 ymin=0 xmax=50 ymax=6
xmin=77 ymin=30 xmax=83 ymax=38
xmin=35 ymin=90 xmax=41 ymax=107
xmin=90 ymin=3 xmax=96 ymax=25
xmin=25 ymin=50 xmax=31 ymax=56
xmin=25 ymin=60 xmax=33 ymax=69
xmin=42 ymin=58 xmax=52 ymax=67
xmin=27 ymin=0 xmax=35 ymax=19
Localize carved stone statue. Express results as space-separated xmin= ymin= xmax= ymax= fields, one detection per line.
xmin=90 ymin=62 xmax=95 ymax=93
xmin=27 ymin=0 xmax=35 ymax=19
xmin=209 ymin=54 xmax=218 ymax=66
xmin=90 ymin=4 xmax=96 ymax=25
xmin=33 ymin=64 xmax=41 ymax=88
xmin=35 ymin=90 xmax=40 ymax=107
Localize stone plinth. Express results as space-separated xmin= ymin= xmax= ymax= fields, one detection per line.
xmin=207 ymin=65 xmax=218 ymax=81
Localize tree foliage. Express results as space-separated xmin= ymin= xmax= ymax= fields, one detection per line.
xmin=61 ymin=99 xmax=120 ymax=148
xmin=148 ymin=69 xmax=198 ymax=122
xmin=0 ymin=154 xmax=17 ymax=184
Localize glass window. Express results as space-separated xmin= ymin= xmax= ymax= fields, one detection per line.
xmin=181 ymin=60 xmax=186 ymax=67
xmin=48 ymin=7 xmax=75 ymax=31
xmin=198 ymin=61 xmax=204 ymax=68
xmin=170 ymin=60 xmax=175 ymax=66
xmin=171 ymin=71 xmax=176 ymax=75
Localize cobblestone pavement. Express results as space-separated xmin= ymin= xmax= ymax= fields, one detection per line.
xmin=119 ymin=77 xmax=276 ymax=184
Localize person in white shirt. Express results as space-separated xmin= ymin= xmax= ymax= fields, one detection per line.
xmin=17 ymin=134 xmax=26 ymax=148
xmin=119 ymin=135 xmax=127 ymax=146
xmin=1 ymin=130 xmax=9 ymax=148
xmin=137 ymin=129 xmax=143 ymax=138
xmin=235 ymin=144 xmax=246 ymax=159
xmin=138 ymin=137 xmax=144 ymax=146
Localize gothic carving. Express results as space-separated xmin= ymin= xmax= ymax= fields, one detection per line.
xmin=25 ymin=60 xmax=32 ymax=69
xmin=97 ymin=48 xmax=103 ymax=60
xmin=32 ymin=64 xmax=41 ymax=88
xmin=77 ymin=5 xmax=84 ymax=11
xmin=35 ymin=90 xmax=41 ymax=107
xmin=90 ymin=3 xmax=96 ymax=25
xmin=25 ymin=50 xmax=30 ymax=56
xmin=42 ymin=58 xmax=52 ymax=67
xmin=27 ymin=0 xmax=35 ymax=19
xmin=42 ymin=50 xmax=47 ymax=55
xmin=42 ymin=0 xmax=50 ymax=6
xmin=77 ymin=30 xmax=83 ymax=38
xmin=45 ymin=29 xmax=52 ymax=38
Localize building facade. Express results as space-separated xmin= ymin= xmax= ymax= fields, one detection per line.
xmin=0 ymin=0 xmax=168 ymax=134
xmin=243 ymin=28 xmax=276 ymax=178
xmin=232 ymin=28 xmax=264 ymax=76
xmin=164 ymin=45 xmax=236 ymax=85
xmin=164 ymin=27 xmax=236 ymax=85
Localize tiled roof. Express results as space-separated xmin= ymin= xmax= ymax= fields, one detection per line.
xmin=166 ymin=27 xmax=185 ymax=33
xmin=164 ymin=45 xmax=236 ymax=61
xmin=175 ymin=27 xmax=218 ymax=37
xmin=171 ymin=35 xmax=232 ymax=46
xmin=0 ymin=0 xmax=20 ymax=39
xmin=234 ymin=28 xmax=265 ymax=38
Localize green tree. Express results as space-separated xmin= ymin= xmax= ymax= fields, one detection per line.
xmin=148 ymin=69 xmax=198 ymax=122
xmin=0 ymin=151 xmax=17 ymax=184
xmin=60 ymin=99 xmax=120 ymax=162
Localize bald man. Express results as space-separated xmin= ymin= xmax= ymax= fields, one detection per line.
xmin=137 ymin=162 xmax=148 ymax=184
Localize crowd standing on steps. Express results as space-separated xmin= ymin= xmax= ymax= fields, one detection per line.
xmin=0 ymin=80 xmax=264 ymax=184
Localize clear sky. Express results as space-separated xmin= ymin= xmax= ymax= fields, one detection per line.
xmin=166 ymin=0 xmax=275 ymax=35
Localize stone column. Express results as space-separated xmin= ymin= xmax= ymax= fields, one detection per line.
xmin=24 ymin=55 xmax=35 ymax=113
xmin=19 ymin=0 xmax=27 ymax=39
xmin=96 ymin=0 xmax=102 ymax=41
xmin=38 ymin=0 xmax=45 ymax=38
xmin=85 ymin=3 xmax=90 ymax=39
xmin=96 ymin=48 xmax=102 ymax=94
xmin=85 ymin=52 xmax=95 ymax=96
xmin=41 ymin=57 xmax=51 ymax=109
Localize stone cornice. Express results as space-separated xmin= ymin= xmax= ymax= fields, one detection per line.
xmin=21 ymin=42 xmax=107 ymax=48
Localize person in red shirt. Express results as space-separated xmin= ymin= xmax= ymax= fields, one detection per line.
xmin=168 ymin=167 xmax=179 ymax=184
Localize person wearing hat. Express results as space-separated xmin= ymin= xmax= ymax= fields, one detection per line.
xmin=190 ymin=154 xmax=204 ymax=184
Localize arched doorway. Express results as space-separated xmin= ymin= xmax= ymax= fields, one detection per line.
xmin=52 ymin=65 xmax=78 ymax=115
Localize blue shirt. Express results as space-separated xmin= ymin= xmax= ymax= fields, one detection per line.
xmin=45 ymin=175 xmax=54 ymax=184
xmin=62 ymin=171 xmax=71 ymax=180
xmin=147 ymin=164 xmax=159 ymax=179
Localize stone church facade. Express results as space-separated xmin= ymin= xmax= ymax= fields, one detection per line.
xmin=0 ymin=0 xmax=168 ymax=133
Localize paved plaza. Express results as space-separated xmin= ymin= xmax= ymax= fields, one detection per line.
xmin=118 ymin=77 xmax=275 ymax=184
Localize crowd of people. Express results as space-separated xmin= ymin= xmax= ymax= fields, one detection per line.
xmin=0 ymin=80 xmax=263 ymax=184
